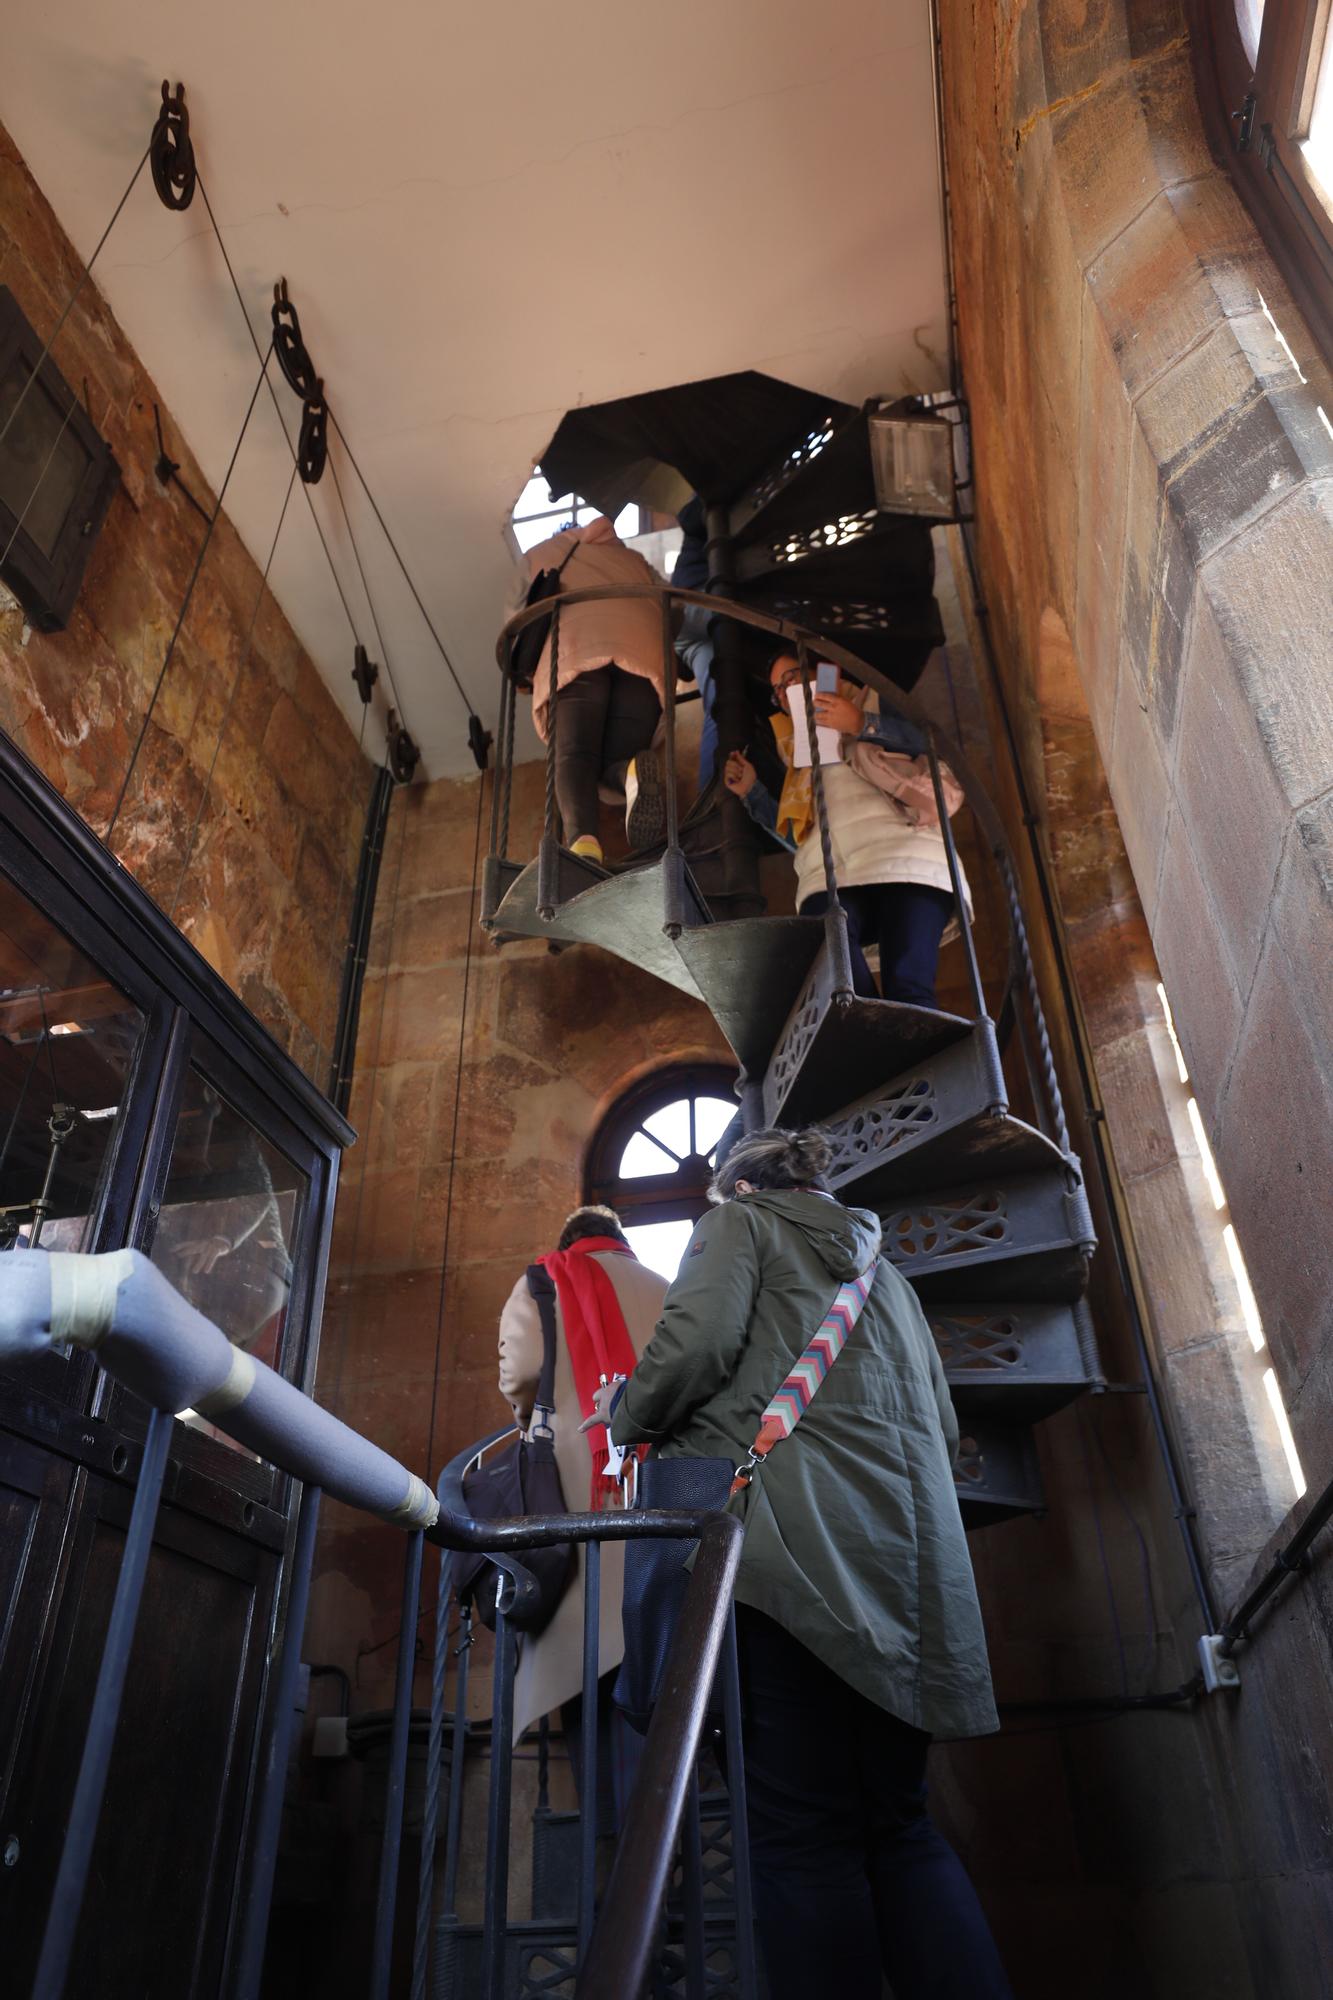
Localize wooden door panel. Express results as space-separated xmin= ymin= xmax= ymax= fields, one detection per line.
xmin=7 ymin=1484 xmax=278 ymax=2000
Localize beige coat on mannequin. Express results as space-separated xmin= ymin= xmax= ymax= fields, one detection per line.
xmin=497 ymin=1247 xmax=669 ymax=1742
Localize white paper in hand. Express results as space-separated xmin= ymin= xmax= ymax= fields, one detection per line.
xmin=787 ymin=685 xmax=843 ymax=769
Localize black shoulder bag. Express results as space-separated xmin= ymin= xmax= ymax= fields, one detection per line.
xmin=507 ymin=538 xmax=580 ymax=690
xmin=455 ymin=1265 xmax=577 ymax=1632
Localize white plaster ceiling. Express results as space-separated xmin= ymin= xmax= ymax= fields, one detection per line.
xmin=2 ymin=1 xmax=948 ymax=777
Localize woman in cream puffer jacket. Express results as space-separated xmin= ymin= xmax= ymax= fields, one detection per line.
xmin=726 ymin=650 xmax=972 ymax=1007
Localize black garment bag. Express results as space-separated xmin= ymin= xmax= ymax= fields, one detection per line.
xmin=454 ymin=1265 xmax=576 ymax=1632
xmin=507 ymin=539 xmax=580 ymax=690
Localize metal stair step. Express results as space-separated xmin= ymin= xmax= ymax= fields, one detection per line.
xmin=673 ymin=914 xmax=825 ymax=1074
xmin=930 ymin=1299 xmax=1101 ymax=1418
xmin=953 ymin=1417 xmax=1044 ymax=1527
xmin=821 ymin=1021 xmax=1067 ymax=1202
xmin=763 ymin=940 xmax=972 ymax=1126
xmin=882 ymin=1168 xmax=1096 ymax=1305
xmin=488 ymin=851 xmax=708 ymax=1000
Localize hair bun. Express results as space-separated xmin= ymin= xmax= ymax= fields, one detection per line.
xmin=785 ymin=1128 xmax=833 ymax=1180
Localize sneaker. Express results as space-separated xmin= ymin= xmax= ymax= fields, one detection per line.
xmin=569 ymin=834 xmax=604 ymax=865
xmin=624 ymin=751 xmax=667 ymax=849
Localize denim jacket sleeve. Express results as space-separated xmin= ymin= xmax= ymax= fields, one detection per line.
xmin=739 ymin=777 xmax=797 ymax=853
xmin=857 ymin=710 xmax=929 ymax=757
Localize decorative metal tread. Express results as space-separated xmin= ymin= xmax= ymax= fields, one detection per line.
xmin=432 ymin=1915 xmax=747 ymax=1999
xmin=929 ymin=1300 xmax=1100 ymax=1417
xmin=673 ymin=914 xmax=826 ymax=1073
xmin=880 ymin=1169 xmax=1096 ymax=1304
xmin=821 ymin=1023 xmax=1066 ymax=1200
xmin=763 ymin=944 xmax=972 ymax=1126
xmin=489 ymin=851 xmax=708 ymax=1000
xmin=953 ymin=1418 xmax=1044 ymax=1528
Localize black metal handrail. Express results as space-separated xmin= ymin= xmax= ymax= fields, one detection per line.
xmin=0 ymin=1250 xmax=752 ymax=2000
xmin=491 ymin=580 xmax=1070 ymax=1148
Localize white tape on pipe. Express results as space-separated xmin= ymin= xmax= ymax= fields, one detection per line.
xmin=194 ymin=1345 xmax=257 ymax=1418
xmin=384 ymin=1472 xmax=440 ymax=1531
xmin=47 ymin=1250 xmax=135 ymax=1350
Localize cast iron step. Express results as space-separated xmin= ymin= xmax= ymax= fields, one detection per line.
xmin=763 ymin=939 xmax=972 ymax=1126
xmin=488 ymin=851 xmax=709 ymax=1000
xmin=821 ymin=1021 xmax=1067 ymax=1202
xmin=883 ymin=1168 xmax=1096 ymax=1305
xmin=953 ymin=1417 xmax=1045 ymax=1527
xmin=673 ymin=914 xmax=825 ymax=1074
xmin=930 ymin=1299 xmax=1102 ymax=1418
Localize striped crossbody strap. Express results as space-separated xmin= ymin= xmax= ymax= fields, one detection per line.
xmin=730 ymin=1261 xmax=877 ymax=1497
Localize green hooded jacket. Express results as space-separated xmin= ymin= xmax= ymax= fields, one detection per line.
xmin=609 ymin=1188 xmax=999 ymax=1740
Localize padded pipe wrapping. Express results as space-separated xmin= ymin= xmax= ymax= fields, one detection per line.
xmin=0 ymin=1249 xmax=438 ymax=1531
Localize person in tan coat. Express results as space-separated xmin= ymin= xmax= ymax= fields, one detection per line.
xmin=505 ymin=515 xmax=673 ymax=862
xmin=497 ymin=1203 xmax=668 ymax=1753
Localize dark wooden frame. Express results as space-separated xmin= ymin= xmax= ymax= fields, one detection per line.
xmin=0 ymin=286 xmax=122 ymax=632
xmin=585 ymin=1063 xmax=739 ymax=1227
xmin=0 ymin=728 xmax=354 ymax=1996
xmin=1188 ymin=0 xmax=1333 ymax=363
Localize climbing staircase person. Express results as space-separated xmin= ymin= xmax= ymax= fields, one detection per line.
xmin=586 ymin=1126 xmax=1015 ymax=2000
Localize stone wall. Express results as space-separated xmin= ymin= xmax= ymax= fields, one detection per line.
xmin=937 ymin=0 xmax=1333 ymax=1989
xmin=0 ymin=124 xmax=371 ymax=1077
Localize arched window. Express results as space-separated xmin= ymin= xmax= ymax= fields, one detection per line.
xmin=586 ymin=1064 xmax=740 ymax=1280
xmin=1190 ymin=0 xmax=1333 ymax=361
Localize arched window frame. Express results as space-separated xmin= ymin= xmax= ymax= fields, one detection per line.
xmin=1188 ymin=0 xmax=1333 ymax=363
xmin=585 ymin=1064 xmax=740 ymax=1231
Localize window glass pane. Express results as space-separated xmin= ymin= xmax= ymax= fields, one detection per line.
xmin=643 ymin=1100 xmax=691 ymax=1159
xmin=694 ymin=1096 xmax=738 ymax=1159
xmin=619 ymin=1128 xmax=677 ymax=1178
xmin=624 ymin=1218 xmax=694 ymax=1282
xmin=612 ymin=503 xmax=640 ymax=539
xmin=0 ymin=359 xmax=94 ymax=561
xmin=513 ymin=513 xmax=576 ymax=554
xmin=150 ymin=1070 xmax=305 ymax=1452
xmin=0 ymin=872 xmax=145 ymax=1263
xmin=1303 ymin=22 xmax=1333 ymax=195
xmin=1235 ymin=0 xmax=1265 ymax=66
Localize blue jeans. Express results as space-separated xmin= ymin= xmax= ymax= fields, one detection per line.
xmin=735 ymin=1607 xmax=1013 ymax=2000
xmin=800 ymin=882 xmax=953 ymax=1005
xmin=676 ymin=604 xmax=718 ymax=789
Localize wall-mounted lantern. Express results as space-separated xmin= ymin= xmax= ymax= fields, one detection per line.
xmin=867 ymin=399 xmax=958 ymax=522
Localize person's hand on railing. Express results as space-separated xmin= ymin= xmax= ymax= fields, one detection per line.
xmin=724 ymin=751 xmax=757 ymax=799
xmin=579 ymin=1376 xmax=625 ymax=1433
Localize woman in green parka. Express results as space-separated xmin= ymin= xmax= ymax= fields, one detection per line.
xmin=596 ymin=1126 xmax=1014 ymax=2000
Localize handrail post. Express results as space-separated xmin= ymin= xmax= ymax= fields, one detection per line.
xmin=409 ymin=1549 xmax=455 ymax=2000
xmin=926 ymin=723 xmax=985 ymax=1018
xmin=31 ymin=1406 xmax=174 ymax=2000
xmin=370 ymin=1527 xmax=424 ymax=2000
xmin=575 ymin=1513 xmax=743 ymax=2000
xmin=537 ymin=605 xmax=562 ymax=921
xmin=577 ymin=1538 xmax=601 ymax=1964
xmin=227 ymin=1481 xmax=324 ymax=2000
xmin=798 ymin=642 xmax=854 ymax=1002
xmin=481 ymin=659 xmax=513 ymax=928
xmin=480 ymin=1600 xmax=518 ymax=2000
xmin=660 ymin=591 xmax=685 ymax=940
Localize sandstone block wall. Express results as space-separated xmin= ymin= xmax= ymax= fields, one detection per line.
xmin=0 ymin=124 xmax=371 ymax=1077
xmin=939 ymin=0 xmax=1333 ymax=1988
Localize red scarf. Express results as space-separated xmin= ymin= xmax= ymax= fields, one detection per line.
xmin=538 ymin=1235 xmax=642 ymax=1505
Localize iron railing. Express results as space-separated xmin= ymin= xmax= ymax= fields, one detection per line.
xmin=0 ymin=1247 xmax=749 ymax=2000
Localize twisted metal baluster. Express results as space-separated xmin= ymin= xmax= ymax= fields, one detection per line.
xmin=537 ymin=604 xmax=562 ymax=919
xmin=409 ymin=1551 xmax=455 ymax=2000
xmin=798 ymin=644 xmax=854 ymax=1000
xmin=499 ymin=663 xmax=517 ymax=862
xmin=925 ymin=725 xmax=986 ymax=1018
xmin=997 ymin=849 xmax=1071 ymax=1156
xmin=661 ymin=591 xmax=685 ymax=939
